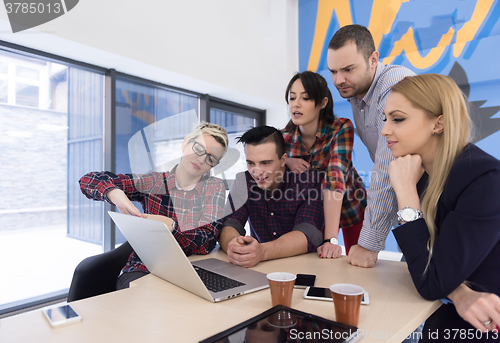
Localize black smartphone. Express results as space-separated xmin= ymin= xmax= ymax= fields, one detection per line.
xmin=304 ymin=286 xmax=370 ymax=304
xmin=294 ymin=274 xmax=316 ymax=288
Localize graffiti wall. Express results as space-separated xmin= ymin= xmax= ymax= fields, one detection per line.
xmin=299 ymin=0 xmax=500 ymax=251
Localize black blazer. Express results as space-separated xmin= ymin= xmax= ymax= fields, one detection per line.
xmin=393 ymin=144 xmax=500 ymax=341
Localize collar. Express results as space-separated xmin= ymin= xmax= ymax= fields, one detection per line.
xmin=291 ymin=120 xmax=325 ymax=144
xmin=292 ymin=125 xmax=301 ymax=143
xmin=167 ymin=165 xmax=209 ymax=194
xmin=175 ymin=178 xmax=196 ymax=191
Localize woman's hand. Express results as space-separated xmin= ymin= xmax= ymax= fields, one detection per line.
xmin=389 ymin=155 xmax=424 ymax=210
xmin=141 ymin=214 xmax=175 ymax=232
xmin=286 ymin=157 xmax=310 ymax=174
xmin=449 ymin=284 xmax=500 ymax=332
xmin=389 ymin=154 xmax=425 ymax=195
xmin=106 ymin=189 xmax=141 ymax=216
xmin=317 ymin=242 xmax=342 ymax=259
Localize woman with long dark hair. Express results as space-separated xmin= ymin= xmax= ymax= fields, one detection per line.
xmin=282 ymin=71 xmax=366 ymax=258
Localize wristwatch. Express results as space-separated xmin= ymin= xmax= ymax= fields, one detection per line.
xmin=323 ymin=237 xmax=339 ymax=245
xmin=397 ymin=207 xmax=423 ymax=223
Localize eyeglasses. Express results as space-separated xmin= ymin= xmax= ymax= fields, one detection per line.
xmin=189 ymin=139 xmax=221 ymax=167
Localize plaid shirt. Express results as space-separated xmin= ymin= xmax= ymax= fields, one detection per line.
xmin=223 ymin=167 xmax=325 ymax=252
xmin=79 ymin=168 xmax=225 ymax=274
xmin=282 ymin=117 xmax=366 ymax=229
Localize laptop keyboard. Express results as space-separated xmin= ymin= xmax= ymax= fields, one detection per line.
xmin=193 ymin=265 xmax=246 ymax=293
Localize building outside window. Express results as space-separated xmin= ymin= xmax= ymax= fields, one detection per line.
xmin=0 ymin=48 xmax=103 ymax=311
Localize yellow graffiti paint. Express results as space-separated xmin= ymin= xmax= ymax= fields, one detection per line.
xmin=382 ymin=26 xmax=454 ymax=68
xmin=454 ymin=0 xmax=494 ymax=57
xmin=307 ymin=0 xmax=352 ymax=72
xmin=307 ymin=0 xmax=495 ymax=71
xmin=368 ymin=0 xmax=409 ymax=50
xmin=122 ymin=89 xmax=140 ymax=107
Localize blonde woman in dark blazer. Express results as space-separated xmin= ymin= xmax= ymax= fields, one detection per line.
xmin=382 ymin=74 xmax=500 ymax=342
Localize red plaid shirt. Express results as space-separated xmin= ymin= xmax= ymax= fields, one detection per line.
xmin=79 ymin=168 xmax=225 ymax=274
xmin=282 ymin=117 xmax=366 ymax=228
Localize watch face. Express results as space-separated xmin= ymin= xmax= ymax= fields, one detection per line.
xmin=330 ymin=237 xmax=338 ymax=245
xmin=401 ymin=208 xmax=416 ymax=221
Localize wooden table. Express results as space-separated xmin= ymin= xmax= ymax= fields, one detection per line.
xmin=0 ymin=250 xmax=440 ymax=343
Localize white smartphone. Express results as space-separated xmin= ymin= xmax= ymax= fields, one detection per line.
xmin=42 ymin=304 xmax=82 ymax=328
xmin=303 ymin=287 xmax=370 ymax=305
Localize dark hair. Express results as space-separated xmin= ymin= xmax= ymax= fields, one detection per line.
xmin=328 ymin=24 xmax=375 ymax=62
xmin=236 ymin=126 xmax=286 ymax=158
xmin=284 ymin=71 xmax=335 ymax=132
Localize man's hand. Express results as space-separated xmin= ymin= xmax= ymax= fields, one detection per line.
xmin=286 ymin=157 xmax=310 ymax=174
xmin=226 ymin=236 xmax=264 ymax=268
xmin=107 ymin=189 xmax=141 ymax=216
xmin=450 ymin=284 xmax=500 ymax=332
xmin=317 ymin=242 xmax=342 ymax=259
xmin=347 ymin=245 xmax=378 ymax=268
xmin=141 ymin=214 xmax=175 ymax=231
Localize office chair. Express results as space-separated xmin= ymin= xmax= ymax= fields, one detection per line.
xmin=67 ymin=241 xmax=133 ymax=302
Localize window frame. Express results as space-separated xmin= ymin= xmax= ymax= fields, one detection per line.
xmin=0 ymin=40 xmax=108 ymax=317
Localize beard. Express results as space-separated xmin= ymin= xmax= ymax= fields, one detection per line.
xmin=336 ymin=64 xmax=373 ymax=99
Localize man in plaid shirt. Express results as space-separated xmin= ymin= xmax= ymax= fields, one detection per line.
xmin=220 ymin=126 xmax=325 ymax=268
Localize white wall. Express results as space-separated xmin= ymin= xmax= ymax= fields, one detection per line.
xmin=0 ymin=0 xmax=298 ymax=128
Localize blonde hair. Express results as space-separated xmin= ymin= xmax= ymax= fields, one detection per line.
xmin=184 ymin=123 xmax=229 ymax=155
xmin=391 ymin=74 xmax=472 ymax=270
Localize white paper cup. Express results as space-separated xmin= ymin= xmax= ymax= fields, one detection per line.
xmin=266 ymin=272 xmax=297 ymax=282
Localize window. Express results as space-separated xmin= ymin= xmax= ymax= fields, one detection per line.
xmin=208 ymin=98 xmax=265 ymax=182
xmin=0 ymin=47 xmax=104 ymax=314
xmin=112 ymin=76 xmax=200 ymax=244
xmin=0 ymin=79 xmax=7 ymax=103
xmin=0 ymin=51 xmax=67 ymax=111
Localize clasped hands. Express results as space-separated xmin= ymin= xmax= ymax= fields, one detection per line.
xmin=226 ymin=236 xmax=264 ymax=268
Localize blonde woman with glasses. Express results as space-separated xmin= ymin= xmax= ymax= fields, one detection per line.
xmin=80 ymin=123 xmax=229 ymax=289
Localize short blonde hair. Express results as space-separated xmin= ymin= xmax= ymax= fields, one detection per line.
xmin=184 ymin=123 xmax=229 ymax=155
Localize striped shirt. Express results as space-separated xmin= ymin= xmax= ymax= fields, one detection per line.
xmin=348 ymin=62 xmax=415 ymax=252
xmin=79 ymin=168 xmax=226 ymax=273
xmin=282 ymin=117 xmax=366 ymax=229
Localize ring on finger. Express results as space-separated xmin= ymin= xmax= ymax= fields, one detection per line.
xmin=483 ymin=318 xmax=492 ymax=326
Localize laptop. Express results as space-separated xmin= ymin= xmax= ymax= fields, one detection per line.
xmin=108 ymin=211 xmax=269 ymax=302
